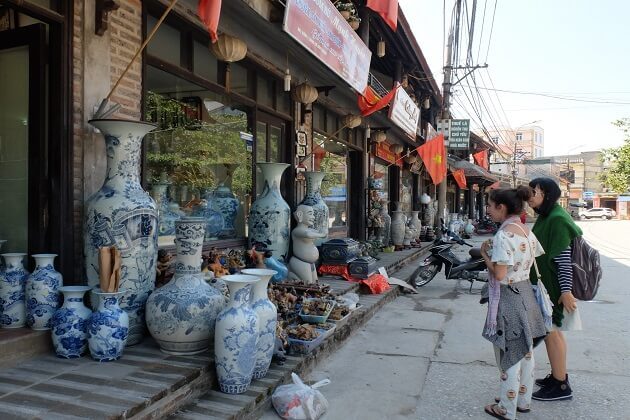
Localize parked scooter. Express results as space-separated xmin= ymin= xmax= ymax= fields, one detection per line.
xmin=474 ymin=215 xmax=498 ymax=235
xmin=412 ymin=220 xmax=488 ymax=290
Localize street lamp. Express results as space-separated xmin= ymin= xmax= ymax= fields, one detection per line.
xmin=511 ymin=120 xmax=541 ymax=187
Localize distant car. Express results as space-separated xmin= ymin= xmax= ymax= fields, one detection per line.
xmin=579 ymin=207 xmax=616 ymax=220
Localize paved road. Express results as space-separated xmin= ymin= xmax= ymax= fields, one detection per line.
xmin=260 ymin=220 xmax=630 ymax=420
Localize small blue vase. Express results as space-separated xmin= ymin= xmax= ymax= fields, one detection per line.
xmin=26 ymin=254 xmax=63 ymax=330
xmin=51 ymin=286 xmax=92 ymax=358
xmin=87 ymin=288 xmax=129 ymax=362
xmin=0 ymin=253 xmax=29 ymax=328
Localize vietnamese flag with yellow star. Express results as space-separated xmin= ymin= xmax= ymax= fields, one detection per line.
xmin=416 ymin=134 xmax=447 ymax=185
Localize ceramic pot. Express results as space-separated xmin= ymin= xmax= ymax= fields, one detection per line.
xmin=299 ymin=172 xmax=329 ymax=246
xmin=0 ymin=253 xmax=29 ymax=328
xmin=248 ymin=163 xmax=291 ymax=261
xmin=390 ymin=211 xmax=406 ymax=247
xmin=84 ymin=119 xmax=158 ymax=346
xmin=51 ymin=286 xmax=92 ymax=358
xmin=409 ymin=211 xmax=422 ymax=240
xmin=215 ymin=274 xmax=260 ymax=394
xmin=241 ymin=268 xmax=277 ymax=379
xmin=205 ymin=163 xmax=240 ymax=239
xmin=146 ymin=217 xmax=225 ymax=355
xmin=25 ymin=254 xmax=63 ymax=330
xmin=378 ymin=202 xmax=392 ymax=246
xmin=87 ymin=288 xmax=129 ymax=362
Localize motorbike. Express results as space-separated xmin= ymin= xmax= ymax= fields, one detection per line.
xmin=474 ymin=215 xmax=498 ymax=235
xmin=412 ymin=220 xmax=488 ymax=290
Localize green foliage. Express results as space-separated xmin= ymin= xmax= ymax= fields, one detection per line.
xmin=601 ymin=118 xmax=630 ymax=193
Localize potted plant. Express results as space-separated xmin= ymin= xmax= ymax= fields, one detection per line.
xmin=336 ymin=2 xmax=355 ymax=19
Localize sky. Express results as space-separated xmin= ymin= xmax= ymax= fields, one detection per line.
xmin=399 ymin=0 xmax=630 ymax=156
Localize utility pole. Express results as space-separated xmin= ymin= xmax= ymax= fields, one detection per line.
xmin=511 ymin=141 xmax=518 ymax=187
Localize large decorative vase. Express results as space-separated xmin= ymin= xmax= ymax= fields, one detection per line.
xmin=379 ymin=202 xmax=392 ymax=246
xmin=409 ymin=211 xmax=422 ymax=240
xmin=299 ymin=172 xmax=329 ymax=246
xmin=248 ymin=163 xmax=291 ymax=261
xmin=84 ymin=119 xmax=158 ymax=346
xmin=152 ymin=180 xmax=181 ymax=236
xmin=241 ymin=268 xmax=277 ymax=379
xmin=192 ymin=199 xmax=224 ymax=240
xmin=215 ymin=274 xmax=260 ymax=394
xmin=146 ymin=217 xmax=225 ymax=355
xmin=205 ymin=163 xmax=240 ymax=239
xmin=0 ymin=253 xmax=29 ymax=328
xmin=25 ymin=254 xmax=63 ymax=330
xmin=390 ymin=211 xmax=406 ymax=247
xmin=87 ymin=288 xmax=129 ymax=362
xmin=51 ymin=286 xmax=92 ymax=358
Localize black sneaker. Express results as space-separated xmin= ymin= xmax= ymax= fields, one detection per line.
xmin=532 ymin=376 xmax=573 ymax=401
xmin=535 ymin=373 xmax=555 ymax=387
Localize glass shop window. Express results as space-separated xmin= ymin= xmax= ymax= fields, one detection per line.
xmin=193 ymin=40 xmax=218 ymax=83
xmin=144 ymin=65 xmax=253 ymax=246
xmin=146 ymin=15 xmax=181 ymax=66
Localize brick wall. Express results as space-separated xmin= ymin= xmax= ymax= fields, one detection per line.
xmin=72 ymin=0 xmax=84 ymax=282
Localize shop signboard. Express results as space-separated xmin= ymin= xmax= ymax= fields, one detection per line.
xmin=375 ymin=143 xmax=402 ymax=167
xmin=283 ymin=0 xmax=371 ymax=93
xmin=448 ymin=119 xmax=470 ymax=149
xmin=388 ymin=87 xmax=420 ymax=139
xmin=582 ymin=191 xmax=594 ymax=200
xmin=437 ymin=119 xmax=450 ymax=145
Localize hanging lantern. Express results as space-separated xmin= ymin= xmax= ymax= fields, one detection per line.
xmin=284 ymin=69 xmax=291 ymax=92
xmin=292 ymin=82 xmax=318 ymax=105
xmin=342 ymin=114 xmax=362 ymax=129
xmin=390 ymin=144 xmax=403 ymax=154
xmin=373 ymin=131 xmax=386 ymax=143
xmin=210 ymin=34 xmax=247 ymax=62
xmin=377 ymin=40 xmax=386 ymax=58
xmin=423 ymin=97 xmax=431 ymax=110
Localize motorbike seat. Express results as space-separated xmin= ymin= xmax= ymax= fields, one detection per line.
xmin=469 ymin=248 xmax=482 ymax=258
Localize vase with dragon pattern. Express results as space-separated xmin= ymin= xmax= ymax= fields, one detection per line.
xmin=299 ymin=172 xmax=329 ymax=246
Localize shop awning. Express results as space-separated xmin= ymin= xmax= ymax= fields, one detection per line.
xmin=447 ymin=157 xmax=498 ymax=185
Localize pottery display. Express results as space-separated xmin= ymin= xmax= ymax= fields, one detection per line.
xmin=51 ymin=286 xmax=92 ymax=358
xmin=25 ymin=254 xmax=63 ymax=330
xmin=248 ymin=163 xmax=291 ymax=261
xmin=146 ymin=217 xmax=225 ymax=355
xmin=378 ymin=202 xmax=392 ymax=246
xmin=409 ymin=211 xmax=422 ymax=240
xmin=192 ymin=199 xmax=224 ymax=239
xmin=299 ymin=172 xmax=329 ymax=246
xmin=152 ymin=179 xmax=182 ymax=237
xmin=0 ymin=253 xmax=29 ymax=328
xmin=241 ymin=268 xmax=277 ymax=379
xmin=87 ymin=288 xmax=129 ymax=362
xmin=214 ymin=274 xmax=260 ymax=394
xmin=205 ymin=163 xmax=240 ymax=239
xmin=84 ymin=119 xmax=158 ymax=346
xmin=390 ymin=211 xmax=406 ymax=247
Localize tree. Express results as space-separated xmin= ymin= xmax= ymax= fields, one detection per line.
xmin=601 ymin=118 xmax=630 ymax=193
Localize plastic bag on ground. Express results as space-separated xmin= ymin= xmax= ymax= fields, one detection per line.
xmin=271 ymin=372 xmax=330 ymax=420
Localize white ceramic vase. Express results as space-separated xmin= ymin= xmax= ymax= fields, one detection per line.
xmin=51 ymin=286 xmax=92 ymax=358
xmin=0 ymin=253 xmax=29 ymax=328
xmin=25 ymin=254 xmax=63 ymax=330
xmin=378 ymin=202 xmax=392 ymax=245
xmin=390 ymin=211 xmax=406 ymax=247
xmin=409 ymin=211 xmax=422 ymax=240
xmin=299 ymin=172 xmax=329 ymax=246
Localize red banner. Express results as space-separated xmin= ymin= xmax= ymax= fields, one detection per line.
xmin=375 ymin=143 xmax=402 ymax=167
xmin=473 ymin=149 xmax=489 ymax=170
xmin=197 ymin=0 xmax=222 ymax=42
xmin=366 ymin=0 xmax=398 ymax=31
xmin=452 ymin=169 xmax=467 ymax=189
xmin=358 ymin=85 xmax=399 ymax=116
xmin=416 ymin=134 xmax=447 ymax=185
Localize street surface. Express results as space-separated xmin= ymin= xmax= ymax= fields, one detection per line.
xmin=260 ymin=220 xmax=630 ymax=419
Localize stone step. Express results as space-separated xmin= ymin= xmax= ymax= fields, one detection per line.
xmin=0 ymin=328 xmax=52 ymax=369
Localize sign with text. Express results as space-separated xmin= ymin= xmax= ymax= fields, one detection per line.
xmin=375 ymin=143 xmax=402 ymax=167
xmin=283 ymin=0 xmax=371 ymax=93
xmin=448 ymin=119 xmax=470 ymax=149
xmin=388 ymin=87 xmax=420 ymax=139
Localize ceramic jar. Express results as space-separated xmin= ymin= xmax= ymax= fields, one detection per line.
xmin=248 ymin=163 xmax=291 ymax=261
xmin=146 ymin=217 xmax=225 ymax=355
xmin=0 ymin=253 xmax=29 ymax=328
xmin=241 ymin=268 xmax=277 ymax=379
xmin=215 ymin=274 xmax=260 ymax=394
xmin=25 ymin=254 xmax=63 ymax=330
xmin=299 ymin=172 xmax=329 ymax=246
xmin=51 ymin=286 xmax=92 ymax=358
xmin=390 ymin=211 xmax=406 ymax=247
xmin=205 ymin=163 xmax=240 ymax=239
xmin=87 ymin=288 xmax=129 ymax=362
xmin=378 ymin=202 xmax=392 ymax=246
xmin=84 ymin=119 xmax=158 ymax=346
xmin=409 ymin=211 xmax=422 ymax=240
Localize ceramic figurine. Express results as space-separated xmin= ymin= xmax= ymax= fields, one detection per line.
xmin=287 ymin=205 xmax=327 ymax=284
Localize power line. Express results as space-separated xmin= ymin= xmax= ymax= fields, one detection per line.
xmin=484 ymin=0 xmax=497 ymax=62
xmin=460 ymin=85 xmax=630 ymax=104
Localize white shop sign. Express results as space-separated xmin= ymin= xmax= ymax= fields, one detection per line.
xmin=388 ymin=87 xmax=420 ymax=139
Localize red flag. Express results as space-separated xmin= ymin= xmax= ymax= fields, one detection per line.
xmin=416 ymin=134 xmax=447 ymax=185
xmin=198 ymin=0 xmax=222 ymax=42
xmin=366 ymin=0 xmax=399 ymax=31
xmin=452 ymin=169 xmax=467 ymax=189
xmin=473 ymin=149 xmax=488 ymax=170
xmin=358 ymin=85 xmax=399 ymax=116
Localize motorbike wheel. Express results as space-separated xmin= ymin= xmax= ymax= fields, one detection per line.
xmin=413 ymin=264 xmax=439 ymax=287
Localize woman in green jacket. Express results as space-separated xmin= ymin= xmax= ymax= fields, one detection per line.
xmin=527 ymin=178 xmax=582 ymax=402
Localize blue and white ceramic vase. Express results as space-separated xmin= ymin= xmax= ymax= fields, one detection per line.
xmin=248 ymin=163 xmax=291 ymax=261
xmin=215 ymin=274 xmax=261 ymax=394
xmin=241 ymin=268 xmax=277 ymax=379
xmin=299 ymin=172 xmax=329 ymax=246
xmin=0 ymin=253 xmax=29 ymax=328
xmin=206 ymin=163 xmax=240 ymax=239
xmin=152 ymin=180 xmax=181 ymax=237
xmin=84 ymin=119 xmax=158 ymax=346
xmin=87 ymin=288 xmax=129 ymax=362
xmin=26 ymin=254 xmax=63 ymax=330
xmin=192 ymin=199 xmax=224 ymax=240
xmin=146 ymin=217 xmax=225 ymax=355
xmin=51 ymin=286 xmax=92 ymax=358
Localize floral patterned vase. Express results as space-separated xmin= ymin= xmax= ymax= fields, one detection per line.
xmin=205 ymin=163 xmax=240 ymax=239
xmin=248 ymin=163 xmax=291 ymax=261
xmin=241 ymin=268 xmax=277 ymax=379
xmin=215 ymin=274 xmax=260 ymax=394
xmin=26 ymin=254 xmax=63 ymax=330
xmin=152 ymin=181 xmax=182 ymax=236
xmin=84 ymin=119 xmax=158 ymax=346
xmin=146 ymin=217 xmax=225 ymax=355
xmin=87 ymin=288 xmax=129 ymax=361
xmin=299 ymin=172 xmax=329 ymax=246
xmin=51 ymin=286 xmax=92 ymax=358
xmin=191 ymin=199 xmax=224 ymax=240
xmin=0 ymin=253 xmax=29 ymax=328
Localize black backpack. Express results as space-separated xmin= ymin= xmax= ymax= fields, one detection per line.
xmin=571 ymin=236 xmax=602 ymax=301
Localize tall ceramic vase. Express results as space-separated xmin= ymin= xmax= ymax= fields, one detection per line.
xmin=206 ymin=163 xmax=240 ymax=239
xmin=26 ymin=254 xmax=63 ymax=330
xmin=409 ymin=211 xmax=422 ymax=240
xmin=299 ymin=172 xmax=329 ymax=246
xmin=84 ymin=119 xmax=158 ymax=346
xmin=146 ymin=217 xmax=225 ymax=355
xmin=248 ymin=163 xmax=291 ymax=261
xmin=215 ymin=274 xmax=260 ymax=394
xmin=391 ymin=211 xmax=406 ymax=247
xmin=87 ymin=288 xmax=129 ymax=362
xmin=0 ymin=253 xmax=29 ymax=328
xmin=379 ymin=202 xmax=392 ymax=246
xmin=51 ymin=286 xmax=92 ymax=358
xmin=241 ymin=268 xmax=277 ymax=379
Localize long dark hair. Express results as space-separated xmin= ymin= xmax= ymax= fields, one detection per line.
xmin=529 ymin=177 xmax=561 ymax=216
xmin=488 ymin=186 xmax=531 ymax=216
